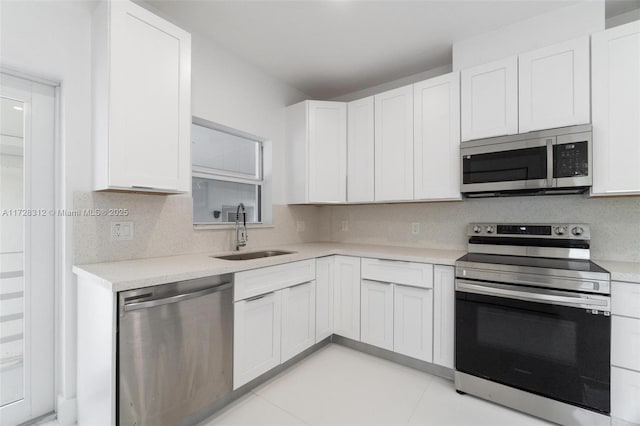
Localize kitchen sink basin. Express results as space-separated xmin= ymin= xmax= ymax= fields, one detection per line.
xmin=212 ymin=250 xmax=295 ymax=261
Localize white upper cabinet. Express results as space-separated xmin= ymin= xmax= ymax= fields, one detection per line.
xmin=287 ymin=101 xmax=347 ymax=204
xmin=413 ymin=72 xmax=461 ymax=200
xmin=461 ymin=56 xmax=518 ymax=141
xmin=347 ymin=97 xmax=375 ymax=203
xmin=519 ymin=36 xmax=590 ymax=133
xmin=374 ymin=85 xmax=414 ymax=201
xmin=92 ymin=0 xmax=191 ymax=193
xmin=592 ymin=21 xmax=640 ymax=196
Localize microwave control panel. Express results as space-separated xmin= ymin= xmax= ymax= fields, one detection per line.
xmin=554 ymin=141 xmax=588 ymax=178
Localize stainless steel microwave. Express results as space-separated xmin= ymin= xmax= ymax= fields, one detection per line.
xmin=460 ymin=124 xmax=592 ymax=197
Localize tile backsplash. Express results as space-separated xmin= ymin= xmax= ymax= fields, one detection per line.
xmin=327 ymin=195 xmax=640 ymax=262
xmin=74 ymin=191 xmax=640 ymax=264
xmin=73 ymin=191 xmax=328 ymax=264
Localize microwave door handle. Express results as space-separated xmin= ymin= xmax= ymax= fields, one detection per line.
xmin=546 ymin=138 xmax=555 ymax=187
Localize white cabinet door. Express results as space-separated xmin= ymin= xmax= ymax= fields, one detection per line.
xmin=519 ymin=36 xmax=590 ymax=133
xmin=315 ymin=257 xmax=335 ymax=342
xmin=96 ymin=1 xmax=191 ymax=192
xmin=308 ymin=101 xmax=348 ymax=202
xmin=612 ymin=367 xmax=640 ymax=424
xmin=612 ymin=315 xmax=640 ymax=372
xmin=347 ymin=96 xmax=375 ymax=202
xmin=413 ymin=72 xmax=461 ymax=200
xmin=374 ymin=85 xmax=414 ymax=201
xmin=233 ymin=292 xmax=282 ymax=389
xmin=287 ymin=101 xmax=347 ymax=203
xmin=433 ymin=265 xmax=455 ymax=368
xmin=333 ymin=256 xmax=361 ymax=341
xmin=461 ymin=56 xmax=518 ymax=141
xmin=393 ymin=285 xmax=433 ymax=362
xmin=281 ymin=281 xmax=316 ymax=363
xmin=592 ymin=21 xmax=640 ymax=196
xmin=360 ymin=280 xmax=394 ymax=351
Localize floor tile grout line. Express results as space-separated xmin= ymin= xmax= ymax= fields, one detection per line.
xmin=252 ymin=391 xmax=312 ymax=425
xmin=404 ymin=376 xmax=438 ymax=426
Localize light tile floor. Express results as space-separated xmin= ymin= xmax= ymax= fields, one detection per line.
xmin=202 ymin=344 xmax=553 ymax=426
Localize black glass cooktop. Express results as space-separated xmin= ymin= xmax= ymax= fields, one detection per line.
xmin=456 ymin=253 xmax=609 ymax=274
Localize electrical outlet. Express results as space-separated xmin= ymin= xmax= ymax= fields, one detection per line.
xmin=411 ymin=222 xmax=420 ymax=235
xmin=296 ymin=220 xmax=305 ymax=232
xmin=111 ymin=221 xmax=133 ymax=241
xmin=341 ymin=220 xmax=349 ymax=232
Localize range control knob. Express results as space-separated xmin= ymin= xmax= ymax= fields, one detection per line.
xmin=554 ymin=226 xmax=567 ymax=236
xmin=572 ymin=226 xmax=584 ymax=236
xmin=485 ymin=225 xmax=495 ymax=234
xmin=472 ymin=225 xmax=482 ymax=234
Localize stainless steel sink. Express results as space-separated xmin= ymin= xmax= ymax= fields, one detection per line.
xmin=212 ymin=250 xmax=295 ymax=261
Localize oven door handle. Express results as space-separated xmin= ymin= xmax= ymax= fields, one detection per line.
xmin=456 ymin=279 xmax=610 ymax=311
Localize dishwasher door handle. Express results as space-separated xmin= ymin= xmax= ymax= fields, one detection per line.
xmin=124 ymin=282 xmax=232 ymax=312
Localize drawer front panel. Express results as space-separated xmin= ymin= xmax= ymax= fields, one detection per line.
xmin=612 ymin=281 xmax=640 ymax=319
xmin=612 ymin=315 xmax=640 ymax=371
xmin=361 ymin=258 xmax=433 ymax=288
xmin=234 ymin=260 xmax=316 ymax=301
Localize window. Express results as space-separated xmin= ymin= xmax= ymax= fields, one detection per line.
xmin=191 ymin=118 xmax=271 ymax=225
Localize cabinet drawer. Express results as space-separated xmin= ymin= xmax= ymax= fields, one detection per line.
xmin=234 ymin=260 xmax=316 ymax=302
xmin=612 ymin=281 xmax=640 ymax=319
xmin=612 ymin=316 xmax=640 ymax=371
xmin=361 ymin=258 xmax=433 ymax=288
xmin=612 ymin=366 xmax=640 ymax=424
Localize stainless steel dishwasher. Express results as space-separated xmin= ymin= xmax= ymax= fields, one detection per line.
xmin=118 ymin=274 xmax=233 ymax=426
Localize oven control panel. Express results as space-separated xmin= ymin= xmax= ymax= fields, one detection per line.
xmin=468 ymin=223 xmax=590 ymax=240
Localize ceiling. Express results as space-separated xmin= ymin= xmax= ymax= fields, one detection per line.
xmin=149 ymin=0 xmax=609 ymax=99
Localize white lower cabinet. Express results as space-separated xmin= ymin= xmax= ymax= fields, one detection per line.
xmin=333 ymin=256 xmax=362 ymax=341
xmin=233 ymin=291 xmax=282 ymax=389
xmin=433 ymin=265 xmax=455 ymax=369
xmin=360 ymin=280 xmax=394 ymax=351
xmin=281 ymin=281 xmax=316 ymax=363
xmin=315 ymin=257 xmax=335 ymax=342
xmin=612 ymin=367 xmax=640 ymax=425
xmin=394 ymin=284 xmax=433 ymax=362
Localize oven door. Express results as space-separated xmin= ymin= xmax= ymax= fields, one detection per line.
xmin=455 ymin=279 xmax=610 ymax=414
xmin=461 ymin=137 xmax=553 ymax=193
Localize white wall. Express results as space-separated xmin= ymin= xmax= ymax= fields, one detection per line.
xmin=0 ymin=1 xmax=93 ymax=423
xmin=452 ymin=2 xmax=605 ymax=70
xmin=190 ymin=33 xmax=309 ymax=204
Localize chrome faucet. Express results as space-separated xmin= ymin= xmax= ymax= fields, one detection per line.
xmin=234 ymin=203 xmax=248 ymax=251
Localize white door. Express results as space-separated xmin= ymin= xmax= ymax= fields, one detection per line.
xmin=394 ymin=285 xmax=433 ymax=362
xmin=233 ymin=291 xmax=282 ymax=389
xmin=461 ymin=56 xmax=518 ymax=141
xmin=308 ymin=101 xmax=347 ymax=203
xmin=433 ymin=265 xmax=455 ymax=368
xmin=315 ymin=257 xmax=334 ymax=342
xmin=347 ymin=96 xmax=375 ymax=202
xmin=374 ymin=85 xmax=414 ymax=201
xmin=519 ymin=36 xmax=590 ymax=133
xmin=281 ymin=281 xmax=316 ymax=362
xmin=333 ymin=256 xmax=361 ymax=341
xmin=360 ymin=280 xmax=394 ymax=351
xmin=592 ymin=21 xmax=640 ymax=196
xmin=413 ymin=72 xmax=461 ymax=200
xmin=0 ymin=73 xmax=55 ymax=425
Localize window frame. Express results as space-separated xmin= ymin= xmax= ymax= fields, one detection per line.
xmin=191 ymin=117 xmax=272 ymax=227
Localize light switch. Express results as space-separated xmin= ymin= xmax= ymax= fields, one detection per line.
xmin=111 ymin=221 xmax=134 ymax=241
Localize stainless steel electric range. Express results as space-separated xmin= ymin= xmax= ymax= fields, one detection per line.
xmin=454 ymin=223 xmax=611 ymax=426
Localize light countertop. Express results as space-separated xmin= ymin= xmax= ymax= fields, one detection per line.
xmin=73 ymin=242 xmax=466 ymax=292
xmin=593 ymin=259 xmax=640 ymax=285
